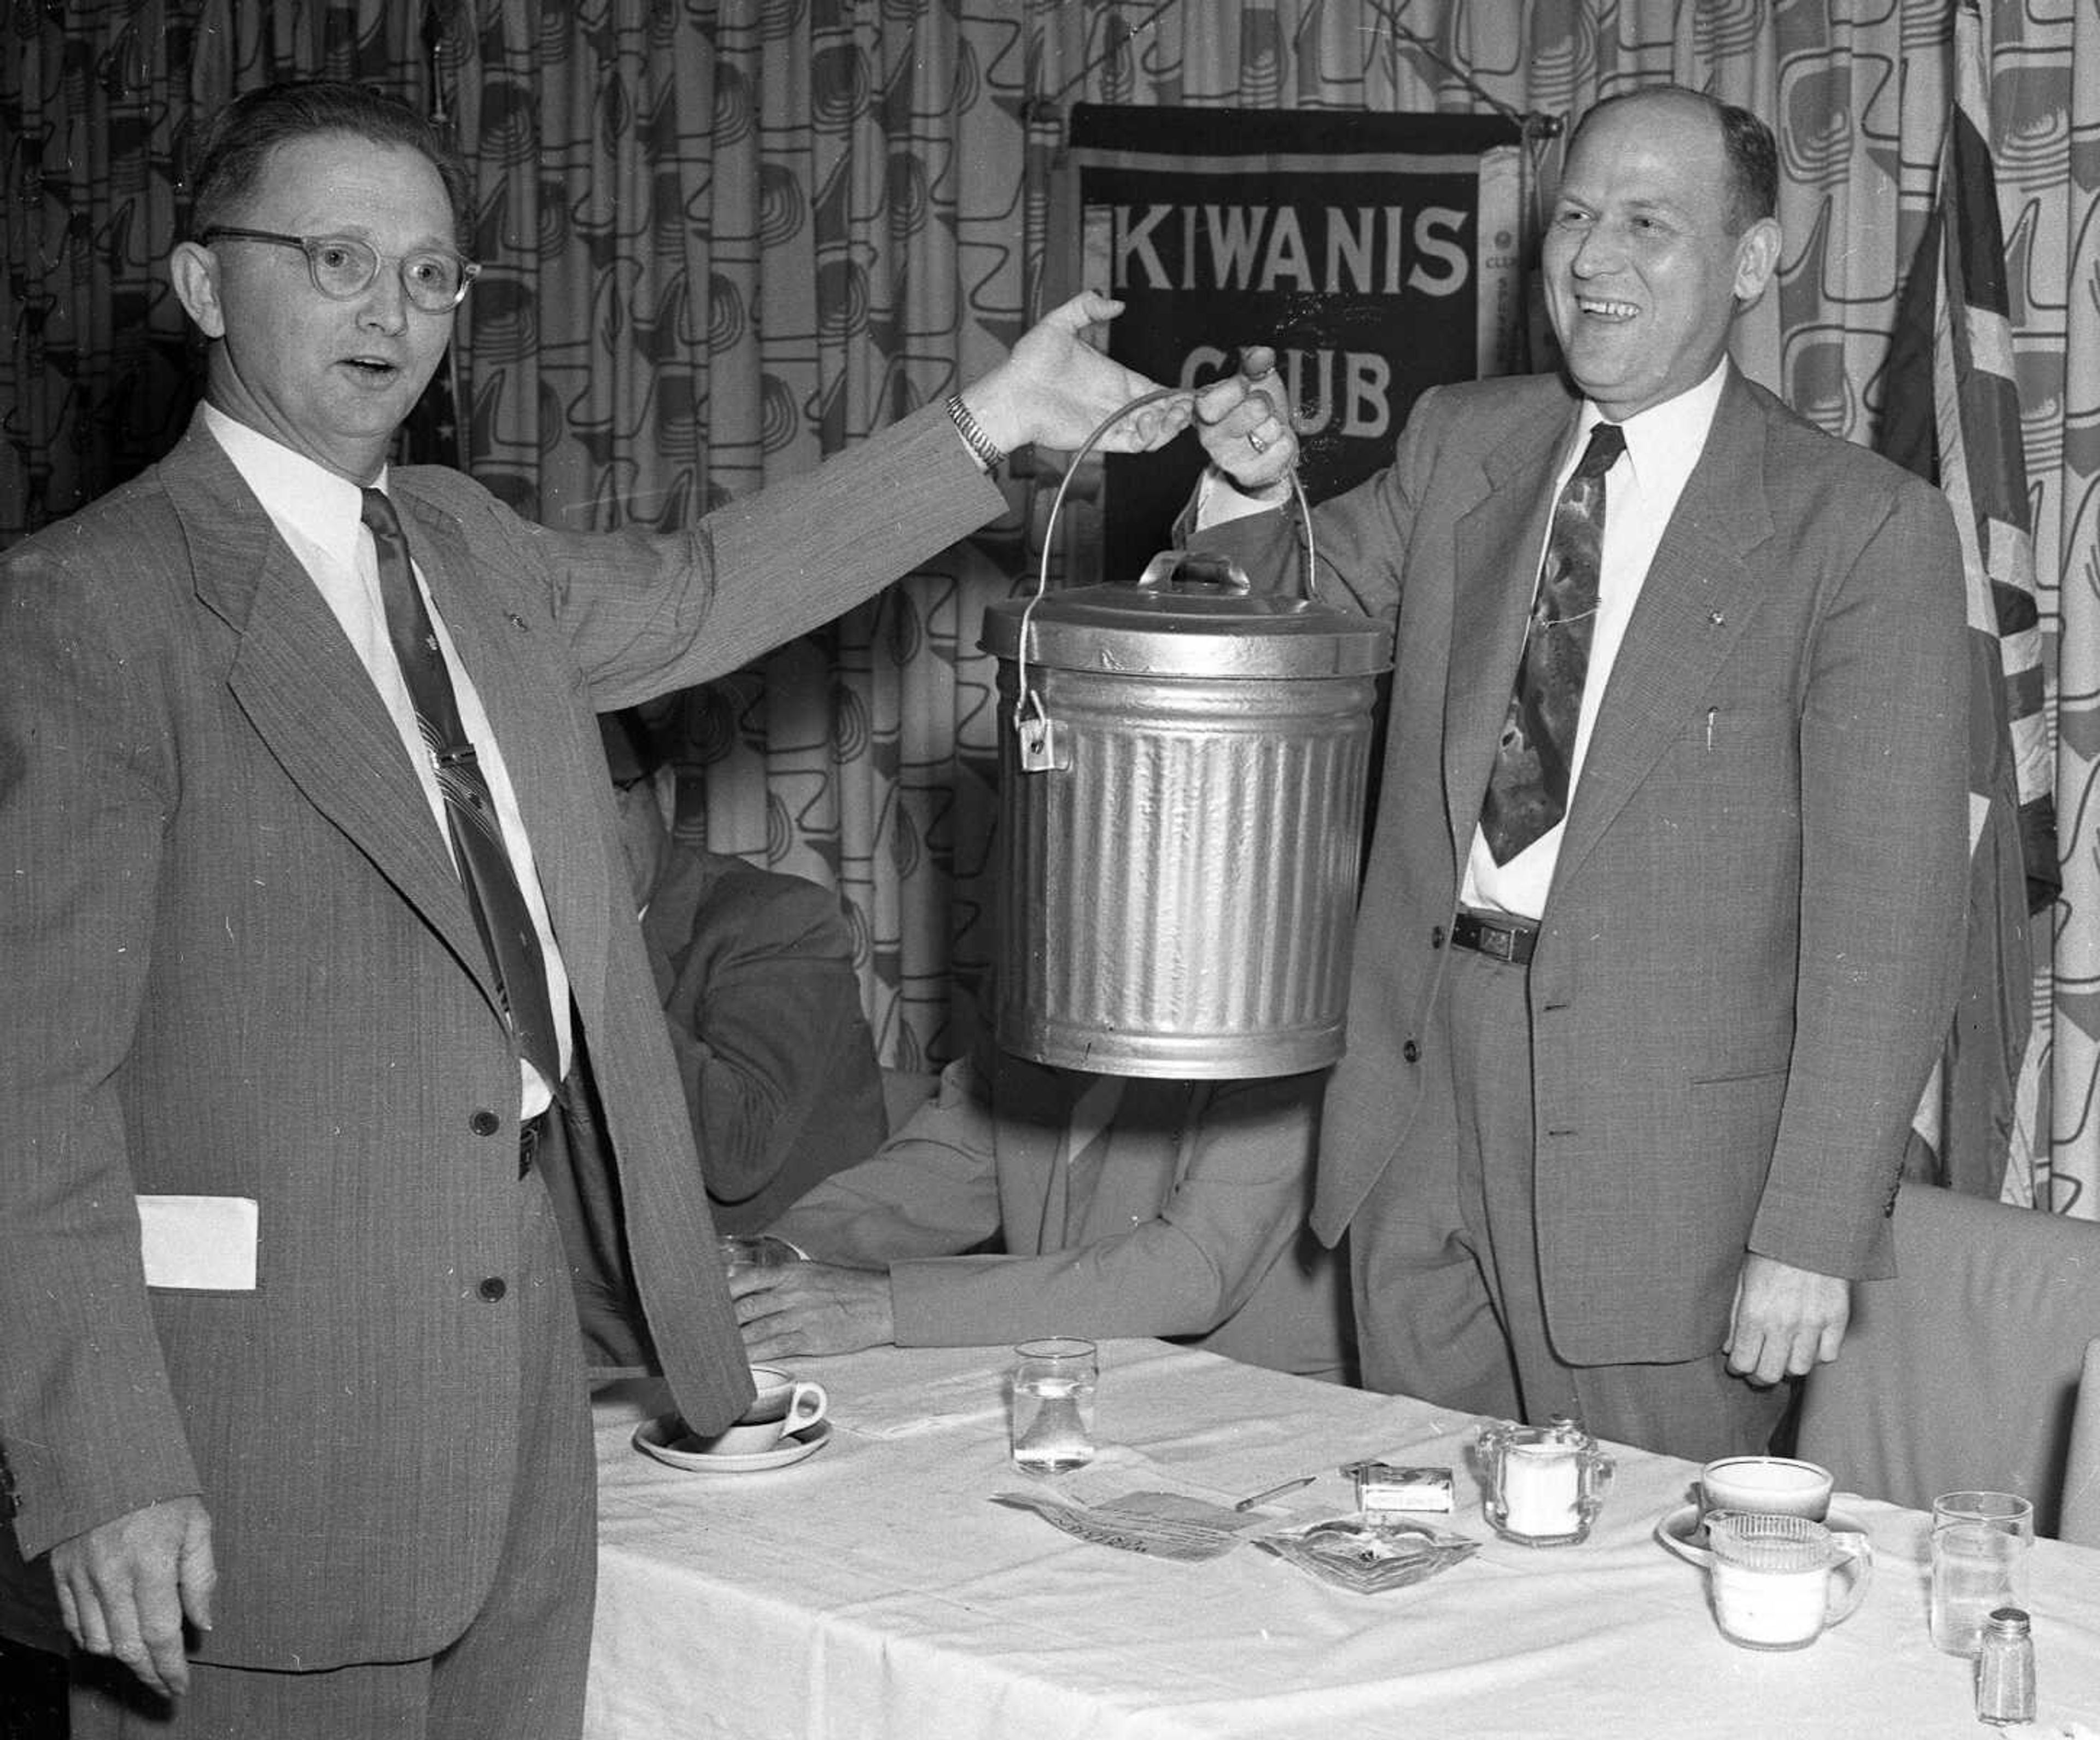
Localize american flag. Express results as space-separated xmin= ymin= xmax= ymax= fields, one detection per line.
xmin=1879 ymin=0 xmax=2056 ymax=1199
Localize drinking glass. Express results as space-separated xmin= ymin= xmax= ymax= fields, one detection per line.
xmin=718 ymin=1235 xmax=784 ymax=1276
xmin=1930 ymin=1491 xmax=2034 ymax=1656
xmin=1009 ymin=1338 xmax=1098 ymax=1473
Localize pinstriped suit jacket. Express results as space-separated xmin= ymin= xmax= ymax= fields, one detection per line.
xmin=0 ymin=401 xmax=998 ymax=1667
xmin=1196 ymin=366 xmax=1970 ymax=1367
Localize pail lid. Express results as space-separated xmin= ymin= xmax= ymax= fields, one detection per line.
xmin=981 ymin=551 xmax=1390 ymax=679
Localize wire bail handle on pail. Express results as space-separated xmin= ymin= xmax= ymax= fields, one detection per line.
xmin=1011 ymin=385 xmax=1320 ymax=774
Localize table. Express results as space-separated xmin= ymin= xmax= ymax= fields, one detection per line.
xmin=586 ymin=1340 xmax=2100 ymax=1739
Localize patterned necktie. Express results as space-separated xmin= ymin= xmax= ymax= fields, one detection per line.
xmin=361 ymin=488 xmax=562 ymax=1087
xmin=1478 ymin=421 xmax=1627 ymax=864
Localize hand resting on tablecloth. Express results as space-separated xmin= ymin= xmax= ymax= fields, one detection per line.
xmin=729 ymin=1258 xmax=894 ymax=1361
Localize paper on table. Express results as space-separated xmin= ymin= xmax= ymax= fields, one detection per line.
xmin=991 ymin=1453 xmax=1332 ymax=1562
xmin=992 ymin=1487 xmax=1270 ymax=1562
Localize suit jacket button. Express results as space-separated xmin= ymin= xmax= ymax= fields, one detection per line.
xmin=470 ymin=1110 xmax=501 ymax=1137
xmin=1430 ymin=925 xmax=1445 ymax=949
xmin=478 ymin=1277 xmax=508 ymax=1303
xmin=1402 ymin=1040 xmax=1421 ymax=1063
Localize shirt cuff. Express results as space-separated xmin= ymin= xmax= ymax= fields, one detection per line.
xmin=1194 ymin=464 xmax=1291 ymax=529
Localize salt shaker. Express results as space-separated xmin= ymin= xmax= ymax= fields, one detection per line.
xmin=1974 ymin=1605 xmax=2036 ymax=1726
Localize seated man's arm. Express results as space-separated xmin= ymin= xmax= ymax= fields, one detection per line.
xmin=883 ymin=1071 xmax=1321 ymax=1349
xmin=656 ymin=856 xmax=885 ymax=1223
xmin=730 ymin=1059 xmax=1002 ymax=1360
xmin=761 ymin=1058 xmax=1004 ymax=1265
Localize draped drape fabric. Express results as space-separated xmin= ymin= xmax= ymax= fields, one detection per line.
xmin=5 ymin=1 xmax=2095 ymax=1209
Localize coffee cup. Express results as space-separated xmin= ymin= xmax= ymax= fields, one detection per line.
xmin=1701 ymin=1455 xmax=1834 ymax=1522
xmin=683 ymin=1364 xmax=827 ymax=1457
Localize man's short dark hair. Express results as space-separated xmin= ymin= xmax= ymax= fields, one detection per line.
xmin=1571 ymin=85 xmax=1778 ymax=235
xmin=185 ymin=80 xmax=474 ymax=250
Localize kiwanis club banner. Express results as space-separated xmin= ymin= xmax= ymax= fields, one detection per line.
xmin=1052 ymin=106 xmax=1526 ymax=582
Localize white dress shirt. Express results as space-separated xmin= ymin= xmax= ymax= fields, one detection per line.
xmin=204 ymin=405 xmax=573 ymax=1115
xmin=1193 ymin=363 xmax=1727 ymax=922
xmin=1461 ymin=361 xmax=1726 ymax=920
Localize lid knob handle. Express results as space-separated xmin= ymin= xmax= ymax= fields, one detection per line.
xmin=1133 ymin=550 xmax=1253 ymax=595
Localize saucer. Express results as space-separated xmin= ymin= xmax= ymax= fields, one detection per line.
xmin=633 ymin=1414 xmax=832 ymax=1474
xmin=1654 ymin=1502 xmax=1868 ymax=1565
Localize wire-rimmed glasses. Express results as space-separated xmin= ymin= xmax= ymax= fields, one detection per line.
xmin=201 ymin=226 xmax=480 ymax=312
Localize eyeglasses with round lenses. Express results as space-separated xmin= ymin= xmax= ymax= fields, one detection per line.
xmin=201 ymin=227 xmax=480 ymax=312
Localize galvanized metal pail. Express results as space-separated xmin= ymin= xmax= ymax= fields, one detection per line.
xmin=979 ymin=433 xmax=1389 ymax=1078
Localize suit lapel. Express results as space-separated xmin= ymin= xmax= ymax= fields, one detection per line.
xmin=1443 ymin=408 xmax=1575 ymax=874
xmin=988 ymin=1058 xmax=1082 ymax=1253
xmin=166 ymin=425 xmax=498 ymax=1013
xmin=1087 ymin=1078 xmax=1176 ymax=1231
xmin=1551 ymin=372 xmax=1777 ymax=891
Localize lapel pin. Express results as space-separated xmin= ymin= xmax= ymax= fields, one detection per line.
xmin=1708 ymin=610 xmax=1725 ymax=627
xmin=506 ymin=611 xmax=528 ymax=631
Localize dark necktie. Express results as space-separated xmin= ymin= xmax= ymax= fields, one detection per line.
xmin=361 ymin=488 xmax=562 ymax=1087
xmin=1478 ymin=421 xmax=1627 ymax=864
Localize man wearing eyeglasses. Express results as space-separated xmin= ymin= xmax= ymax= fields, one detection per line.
xmin=0 ymin=79 xmax=1185 ymax=1740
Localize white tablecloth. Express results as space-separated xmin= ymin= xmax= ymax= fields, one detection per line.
xmin=586 ymin=1340 xmax=2100 ymax=1740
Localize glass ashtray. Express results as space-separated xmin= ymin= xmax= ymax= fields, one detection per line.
xmin=1255 ymin=1513 xmax=1480 ymax=1592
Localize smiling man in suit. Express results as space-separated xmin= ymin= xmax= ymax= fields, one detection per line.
xmin=0 ymin=78 xmax=1182 ymax=1740
xmin=1183 ymin=85 xmax=1969 ymax=1462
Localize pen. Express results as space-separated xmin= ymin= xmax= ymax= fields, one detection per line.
xmin=1234 ymin=1474 xmax=1317 ymax=1511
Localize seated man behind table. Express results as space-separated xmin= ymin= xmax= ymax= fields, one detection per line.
xmin=601 ymin=708 xmax=888 ymax=1233
xmin=729 ymin=1044 xmax=1356 ymax=1382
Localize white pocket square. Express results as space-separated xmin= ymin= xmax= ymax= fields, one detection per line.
xmin=137 ymin=1195 xmax=259 ymax=1290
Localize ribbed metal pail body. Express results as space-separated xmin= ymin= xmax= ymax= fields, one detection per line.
xmin=991 ymin=659 xmax=1378 ymax=1078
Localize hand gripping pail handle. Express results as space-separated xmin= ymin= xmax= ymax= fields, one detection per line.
xmin=1011 ymin=386 xmax=1318 ymax=770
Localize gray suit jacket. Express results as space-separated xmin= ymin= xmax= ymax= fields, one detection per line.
xmin=770 ymin=1053 xmax=1353 ymax=1380
xmin=643 ymin=844 xmax=888 ymax=1234
xmin=0 ymin=401 xmax=998 ymax=1666
xmin=1196 ymin=367 xmax=1969 ymax=1364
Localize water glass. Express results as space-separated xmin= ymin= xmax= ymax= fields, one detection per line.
xmin=1930 ymin=1491 xmax=2034 ymax=1656
xmin=718 ymin=1235 xmax=781 ymax=1277
xmin=1009 ymin=1338 xmax=1099 ymax=1474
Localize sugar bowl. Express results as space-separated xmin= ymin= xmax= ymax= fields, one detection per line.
xmin=1475 ymin=1416 xmax=1614 ymax=1546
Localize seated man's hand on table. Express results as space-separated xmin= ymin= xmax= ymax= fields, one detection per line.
xmin=730 ymin=1259 xmax=895 ymax=1359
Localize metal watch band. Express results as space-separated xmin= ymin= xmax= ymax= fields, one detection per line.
xmin=945 ymin=393 xmax=1006 ymax=472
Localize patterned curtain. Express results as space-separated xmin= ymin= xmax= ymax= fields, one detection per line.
xmin=4 ymin=1 xmax=2096 ymax=1208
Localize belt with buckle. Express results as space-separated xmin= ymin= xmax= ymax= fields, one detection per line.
xmin=1450 ymin=910 xmax=1539 ymax=966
